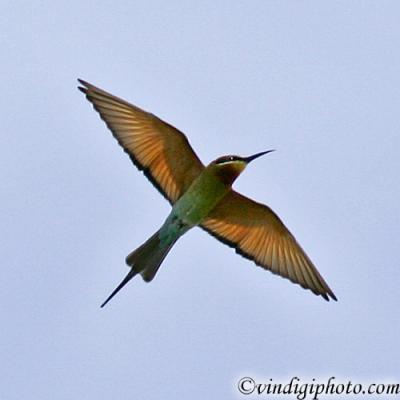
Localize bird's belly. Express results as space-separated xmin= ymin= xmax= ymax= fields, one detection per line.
xmin=158 ymin=186 xmax=227 ymax=246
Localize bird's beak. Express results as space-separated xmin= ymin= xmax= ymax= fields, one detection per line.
xmin=245 ymin=149 xmax=275 ymax=164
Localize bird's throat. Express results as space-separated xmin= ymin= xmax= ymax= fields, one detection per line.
xmin=214 ymin=163 xmax=245 ymax=185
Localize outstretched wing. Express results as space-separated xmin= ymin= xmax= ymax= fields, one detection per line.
xmin=78 ymin=79 xmax=204 ymax=204
xmin=201 ymin=191 xmax=336 ymax=301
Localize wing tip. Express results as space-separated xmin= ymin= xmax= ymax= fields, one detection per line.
xmin=77 ymin=78 xmax=88 ymax=86
xmin=327 ymin=290 xmax=338 ymax=302
xmin=319 ymin=289 xmax=338 ymax=302
xmin=77 ymin=78 xmax=89 ymax=94
xmin=78 ymin=78 xmax=95 ymax=96
xmin=78 ymin=86 xmax=87 ymax=95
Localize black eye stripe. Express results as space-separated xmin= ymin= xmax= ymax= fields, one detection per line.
xmin=215 ymin=155 xmax=241 ymax=164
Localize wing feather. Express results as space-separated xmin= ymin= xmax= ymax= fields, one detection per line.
xmin=78 ymin=79 xmax=204 ymax=204
xmin=201 ymin=190 xmax=336 ymax=301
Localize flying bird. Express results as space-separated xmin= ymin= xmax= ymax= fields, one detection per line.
xmin=78 ymin=79 xmax=337 ymax=307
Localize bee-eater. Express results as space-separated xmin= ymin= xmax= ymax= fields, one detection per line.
xmin=78 ymin=79 xmax=337 ymax=307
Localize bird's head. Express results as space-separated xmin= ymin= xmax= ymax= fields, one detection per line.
xmin=208 ymin=150 xmax=275 ymax=185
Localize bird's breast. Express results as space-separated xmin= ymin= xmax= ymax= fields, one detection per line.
xmin=171 ymin=171 xmax=230 ymax=226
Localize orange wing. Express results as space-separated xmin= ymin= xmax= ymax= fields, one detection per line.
xmin=201 ymin=191 xmax=336 ymax=301
xmin=78 ymin=80 xmax=204 ymax=204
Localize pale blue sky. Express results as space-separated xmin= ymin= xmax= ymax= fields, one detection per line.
xmin=1 ymin=1 xmax=399 ymax=399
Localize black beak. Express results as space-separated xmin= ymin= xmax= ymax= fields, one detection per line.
xmin=245 ymin=149 xmax=275 ymax=163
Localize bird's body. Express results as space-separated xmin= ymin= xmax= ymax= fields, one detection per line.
xmin=78 ymin=79 xmax=337 ymax=307
xmin=166 ymin=161 xmax=233 ymax=227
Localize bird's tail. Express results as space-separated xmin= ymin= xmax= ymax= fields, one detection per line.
xmin=126 ymin=230 xmax=176 ymax=282
xmin=100 ymin=230 xmax=176 ymax=308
